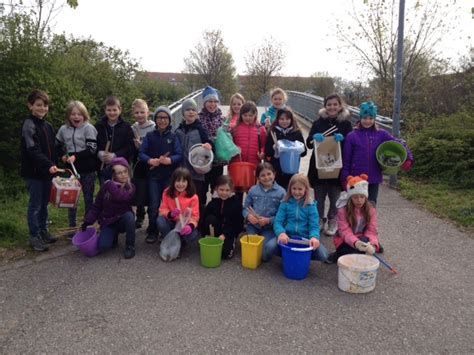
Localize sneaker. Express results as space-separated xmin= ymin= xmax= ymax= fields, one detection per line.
xmin=325 ymin=219 xmax=337 ymax=236
xmin=145 ymin=233 xmax=158 ymax=244
xmin=124 ymin=246 xmax=135 ymax=259
xmin=30 ymin=237 xmax=49 ymax=252
xmin=40 ymin=230 xmax=58 ymax=244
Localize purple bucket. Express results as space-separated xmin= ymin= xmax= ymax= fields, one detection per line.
xmin=72 ymin=227 xmax=99 ymax=257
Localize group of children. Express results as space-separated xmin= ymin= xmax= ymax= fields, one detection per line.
xmin=20 ymin=86 xmax=413 ymax=265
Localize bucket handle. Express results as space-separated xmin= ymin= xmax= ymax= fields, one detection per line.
xmin=290 ymin=246 xmax=313 ymax=252
xmin=189 ymin=143 xmax=204 ymax=152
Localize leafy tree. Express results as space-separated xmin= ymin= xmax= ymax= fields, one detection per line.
xmin=244 ymin=37 xmax=285 ymax=101
xmin=183 ymin=29 xmax=237 ymax=101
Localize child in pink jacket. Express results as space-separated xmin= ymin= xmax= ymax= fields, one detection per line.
xmin=327 ymin=174 xmax=380 ymax=263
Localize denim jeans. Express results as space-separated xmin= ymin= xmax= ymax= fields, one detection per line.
xmin=246 ymin=224 xmax=277 ymax=262
xmin=68 ymin=172 xmax=96 ymax=227
xmin=368 ymin=183 xmax=379 ymax=206
xmin=314 ymin=184 xmax=341 ymax=220
xmin=99 ymin=211 xmax=135 ymax=252
xmin=147 ymin=178 xmax=168 ymax=234
xmin=26 ymin=178 xmax=52 ymax=238
xmin=156 ymin=216 xmax=199 ymax=242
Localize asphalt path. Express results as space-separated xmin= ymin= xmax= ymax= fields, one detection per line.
xmin=1 ymin=111 xmax=473 ymax=353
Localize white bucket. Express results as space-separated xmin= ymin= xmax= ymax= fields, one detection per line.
xmin=337 ymin=254 xmax=380 ymax=293
xmin=189 ymin=144 xmax=213 ymax=174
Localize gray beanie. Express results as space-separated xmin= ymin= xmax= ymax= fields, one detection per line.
xmin=181 ymin=98 xmax=198 ymax=115
xmin=153 ymin=106 xmax=172 ymax=122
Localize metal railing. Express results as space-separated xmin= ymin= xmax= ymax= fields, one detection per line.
xmin=257 ymin=91 xmax=393 ymax=131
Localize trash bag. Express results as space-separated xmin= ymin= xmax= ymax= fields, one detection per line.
xmin=214 ymin=126 xmax=241 ymax=162
xmin=159 ymin=208 xmax=192 ymax=262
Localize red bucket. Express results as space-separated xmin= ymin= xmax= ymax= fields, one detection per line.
xmin=228 ymin=162 xmax=256 ymax=192
xmin=50 ymin=170 xmax=81 ymax=208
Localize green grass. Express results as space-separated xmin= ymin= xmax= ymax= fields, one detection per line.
xmin=0 ymin=191 xmax=85 ymax=249
xmin=399 ymin=177 xmax=474 ymax=233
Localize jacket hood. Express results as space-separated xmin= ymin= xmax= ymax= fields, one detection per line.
xmin=318 ymin=107 xmax=351 ymax=122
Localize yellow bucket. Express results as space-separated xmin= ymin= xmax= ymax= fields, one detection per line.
xmin=240 ymin=235 xmax=264 ymax=269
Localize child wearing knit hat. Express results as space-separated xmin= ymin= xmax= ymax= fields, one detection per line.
xmin=198 ymin=86 xmax=226 ymax=205
xmin=82 ymin=157 xmax=137 ymax=259
xmin=326 ymin=174 xmax=380 ymax=264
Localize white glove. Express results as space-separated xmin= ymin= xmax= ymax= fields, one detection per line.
xmin=366 ymin=244 xmax=376 ymax=255
xmin=355 ymin=240 xmax=369 ymax=252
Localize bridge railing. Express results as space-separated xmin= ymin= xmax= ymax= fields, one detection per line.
xmin=257 ymin=91 xmax=394 ymax=131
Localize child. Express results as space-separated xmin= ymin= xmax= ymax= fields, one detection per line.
xmin=227 ymin=93 xmax=245 ymax=129
xmin=81 ymin=157 xmax=136 ymax=259
xmin=139 ymin=106 xmax=182 ymax=243
xmin=274 ymin=174 xmax=328 ymax=262
xmin=175 ymin=98 xmax=213 ymax=205
xmin=265 ymin=107 xmax=307 ymax=189
xmin=20 ymin=89 xmax=59 ymax=251
xmin=341 ymin=101 xmax=413 ymax=205
xmin=327 ymin=174 xmax=379 ymax=263
xmin=198 ymin=86 xmax=225 ymax=203
xmin=96 ymin=96 xmax=135 ymax=184
xmin=230 ymin=101 xmax=267 ymax=167
xmin=55 ymin=100 xmax=98 ymax=230
xmin=307 ymin=93 xmax=353 ymax=236
xmin=157 ymin=167 xmax=200 ymax=257
xmin=203 ymin=176 xmax=244 ymax=259
xmin=243 ymin=162 xmax=285 ymax=262
xmin=130 ymin=99 xmax=155 ymax=229
xmin=260 ymin=87 xmax=288 ymax=129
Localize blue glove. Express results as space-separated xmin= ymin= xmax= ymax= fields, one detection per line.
xmin=334 ymin=133 xmax=344 ymax=142
xmin=313 ymin=133 xmax=325 ymax=142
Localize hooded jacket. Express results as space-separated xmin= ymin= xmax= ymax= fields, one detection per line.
xmin=95 ymin=116 xmax=135 ymax=167
xmin=273 ymin=197 xmax=320 ymax=239
xmin=306 ymin=108 xmax=353 ymax=186
xmin=204 ymin=194 xmax=244 ymax=237
xmin=341 ymin=125 xmax=414 ymax=184
xmin=334 ymin=205 xmax=379 ymax=251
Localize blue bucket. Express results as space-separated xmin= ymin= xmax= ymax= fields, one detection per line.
xmin=278 ymin=140 xmax=304 ymax=174
xmin=280 ymin=241 xmax=313 ymax=280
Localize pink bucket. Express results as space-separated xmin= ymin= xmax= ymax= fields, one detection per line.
xmin=72 ymin=227 xmax=99 ymax=257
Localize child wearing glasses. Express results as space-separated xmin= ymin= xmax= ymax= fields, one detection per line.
xmin=341 ymin=101 xmax=413 ymax=205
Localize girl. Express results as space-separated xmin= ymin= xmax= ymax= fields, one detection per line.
xmin=307 ymin=93 xmax=353 ymax=237
xmin=175 ymin=98 xmax=213 ymax=204
xmin=130 ymin=99 xmax=155 ymax=229
xmin=81 ymin=157 xmax=136 ymax=259
xmin=260 ymin=87 xmax=288 ymax=129
xmin=265 ymin=108 xmax=307 ymax=189
xmin=274 ymin=174 xmax=329 ymax=262
xmin=56 ymin=101 xmax=98 ymax=230
xmin=342 ymin=101 xmax=413 ymax=205
xmin=230 ymin=101 xmax=267 ymax=167
xmin=139 ymin=106 xmax=182 ymax=243
xmin=227 ymin=93 xmax=245 ymax=129
xmin=198 ymin=86 xmax=226 ymax=203
xmin=157 ymin=167 xmax=200 ymax=257
xmin=96 ymin=96 xmax=135 ymax=184
xmin=327 ymin=174 xmax=379 ymax=263
xmin=243 ymin=162 xmax=286 ymax=262
xmin=203 ymin=175 xmax=243 ymax=259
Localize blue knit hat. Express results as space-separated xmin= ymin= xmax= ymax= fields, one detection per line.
xmin=202 ymin=86 xmax=220 ymax=104
xmin=359 ymin=101 xmax=378 ymax=118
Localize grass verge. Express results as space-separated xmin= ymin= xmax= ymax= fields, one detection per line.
xmin=398 ymin=177 xmax=474 ymax=234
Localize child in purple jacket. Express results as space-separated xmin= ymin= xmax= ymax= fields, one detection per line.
xmin=341 ymin=101 xmax=413 ymax=205
xmin=82 ymin=157 xmax=136 ymax=259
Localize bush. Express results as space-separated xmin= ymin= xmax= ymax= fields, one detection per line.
xmin=406 ymin=112 xmax=474 ymax=188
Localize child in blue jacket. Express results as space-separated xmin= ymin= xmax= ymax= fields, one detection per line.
xmin=274 ymin=174 xmax=329 ymax=262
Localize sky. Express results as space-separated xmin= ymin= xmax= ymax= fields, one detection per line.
xmin=49 ymin=0 xmax=473 ymax=80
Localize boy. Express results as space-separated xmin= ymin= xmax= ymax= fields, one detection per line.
xmin=20 ymin=89 xmax=59 ymax=251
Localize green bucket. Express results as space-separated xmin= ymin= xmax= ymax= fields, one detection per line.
xmin=376 ymin=141 xmax=407 ymax=175
xmin=198 ymin=237 xmax=224 ymax=268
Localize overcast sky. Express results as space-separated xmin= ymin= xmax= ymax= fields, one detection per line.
xmin=51 ymin=0 xmax=473 ymax=80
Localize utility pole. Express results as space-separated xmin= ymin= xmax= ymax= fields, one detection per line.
xmin=390 ymin=0 xmax=405 ymax=187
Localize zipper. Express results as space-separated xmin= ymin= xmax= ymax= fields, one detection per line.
xmin=72 ymin=127 xmax=76 ymax=152
xmin=42 ymin=125 xmax=52 ymax=159
xmin=295 ymin=202 xmax=299 ymax=234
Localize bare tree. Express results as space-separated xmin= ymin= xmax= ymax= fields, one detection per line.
xmin=183 ymin=29 xmax=236 ymax=101
xmin=244 ymin=37 xmax=285 ymax=100
xmin=336 ymin=0 xmax=460 ymax=114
